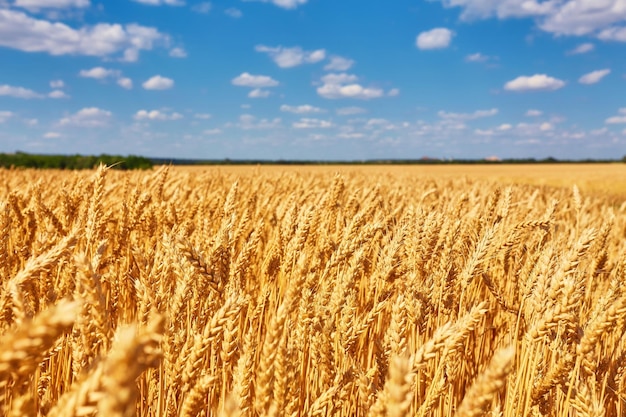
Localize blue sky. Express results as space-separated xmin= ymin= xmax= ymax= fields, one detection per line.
xmin=1 ymin=0 xmax=626 ymax=160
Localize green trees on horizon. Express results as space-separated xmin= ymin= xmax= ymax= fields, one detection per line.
xmin=0 ymin=152 xmax=153 ymax=170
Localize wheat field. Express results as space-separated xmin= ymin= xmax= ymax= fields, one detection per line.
xmin=1 ymin=164 xmax=625 ymax=417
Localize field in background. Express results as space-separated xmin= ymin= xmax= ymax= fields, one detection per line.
xmin=1 ymin=165 xmax=625 ymax=416
xmin=174 ymin=163 xmax=626 ymax=200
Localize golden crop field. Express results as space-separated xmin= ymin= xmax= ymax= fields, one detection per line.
xmin=1 ymin=164 xmax=625 ymax=417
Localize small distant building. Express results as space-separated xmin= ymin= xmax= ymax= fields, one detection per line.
xmin=484 ymin=155 xmax=501 ymax=162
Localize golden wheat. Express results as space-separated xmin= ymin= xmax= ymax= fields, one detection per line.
xmin=0 ymin=165 xmax=624 ymax=417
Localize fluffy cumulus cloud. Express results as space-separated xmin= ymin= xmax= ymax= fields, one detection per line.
xmin=0 ymin=84 xmax=42 ymax=99
xmin=317 ymin=73 xmax=385 ymax=100
xmin=0 ymin=10 xmax=169 ymax=60
xmin=539 ymin=122 xmax=554 ymax=131
xmin=438 ymin=108 xmax=498 ymax=120
xmin=324 ymin=55 xmax=355 ymax=71
xmin=416 ymin=28 xmax=454 ymax=50
xmin=526 ymin=109 xmax=543 ymax=116
xmin=248 ymin=88 xmax=271 ymax=98
xmin=142 ymin=75 xmax=174 ymax=90
xmin=169 ymin=47 xmax=187 ymax=58
xmin=132 ymin=0 xmax=185 ymax=6
xmin=58 ymin=107 xmax=112 ymax=127
xmin=13 ymin=0 xmax=90 ymax=9
xmin=292 ymin=118 xmax=333 ymax=129
xmin=568 ymin=42 xmax=595 ymax=54
xmin=578 ymin=68 xmax=611 ymax=84
xmin=117 ymin=77 xmax=133 ymax=89
xmin=80 ymin=66 xmax=133 ymax=89
xmin=134 ymin=109 xmax=183 ymax=121
xmin=504 ymin=74 xmax=566 ymax=91
xmin=605 ymin=108 xmax=626 ymax=124
xmin=50 ymin=79 xmax=64 ymax=89
xmin=232 ymin=72 xmax=279 ymax=88
xmin=48 ymin=90 xmax=69 ymax=98
xmin=43 ymin=132 xmax=62 ymax=138
xmin=255 ymin=45 xmax=326 ymax=68
xmin=435 ymin=0 xmax=626 ymax=41
xmin=465 ymin=52 xmax=488 ymax=62
xmin=79 ymin=67 xmax=120 ymax=79
xmin=252 ymin=0 xmax=308 ymax=9
xmin=280 ymin=104 xmax=324 ymax=114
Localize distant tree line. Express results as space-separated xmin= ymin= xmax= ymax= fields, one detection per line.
xmin=0 ymin=152 xmax=153 ymax=170
xmin=151 ymin=156 xmax=626 ymax=165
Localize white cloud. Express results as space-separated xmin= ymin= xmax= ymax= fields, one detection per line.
xmin=43 ymin=131 xmax=62 ymax=138
xmin=24 ymin=118 xmax=38 ymax=126
xmin=416 ymin=28 xmax=454 ymax=50
xmin=324 ymin=55 xmax=354 ymax=71
xmin=79 ymin=67 xmax=120 ymax=79
xmin=192 ymin=1 xmax=211 ymax=13
xmin=465 ymin=52 xmax=488 ymax=62
xmin=504 ymin=74 xmax=566 ymax=92
xmin=436 ymin=0 xmax=557 ymax=20
xmin=48 ymin=90 xmax=69 ymax=98
xmin=465 ymin=52 xmax=498 ymax=63
xmin=526 ymin=109 xmax=543 ymax=117
xmin=142 ymin=75 xmax=174 ymax=90
xmin=337 ymin=132 xmax=365 ymax=139
xmin=366 ymin=118 xmax=390 ymax=127
xmin=336 ymin=106 xmax=366 ymax=115
xmin=58 ymin=107 xmax=111 ymax=127
xmin=225 ymin=8 xmax=242 ymax=18
xmin=317 ymin=73 xmax=385 ymax=100
xmin=438 ymin=108 xmax=499 ymax=120
xmin=0 ymin=111 xmax=14 ymax=123
xmin=540 ymin=122 xmax=553 ymax=131
xmin=169 ymin=47 xmax=187 ymax=58
xmin=253 ymin=0 xmax=308 ymax=9
xmin=597 ymin=26 xmax=626 ymax=41
xmin=14 ymin=0 xmax=89 ymax=9
xmin=121 ymin=48 xmax=140 ymax=63
xmin=605 ymin=108 xmax=626 ymax=124
xmin=134 ymin=109 xmax=183 ymax=121
xmin=388 ymin=88 xmax=400 ymax=97
xmin=0 ymin=10 xmax=169 ymax=60
xmin=238 ymin=114 xmax=282 ymax=129
xmin=255 ymin=45 xmax=326 ymax=68
xmin=117 ymin=77 xmax=133 ymax=89
xmin=568 ymin=42 xmax=595 ymax=54
xmin=132 ymin=0 xmax=185 ymax=5
xmin=194 ymin=113 xmax=212 ymax=119
xmin=248 ymin=88 xmax=271 ymax=98
xmin=292 ymin=118 xmax=333 ymax=129
xmin=435 ymin=0 xmax=626 ymax=41
xmin=232 ymin=72 xmax=279 ymax=88
xmin=0 ymin=84 xmax=43 ymax=99
xmin=280 ymin=104 xmax=324 ymax=114
xmin=578 ymin=68 xmax=611 ymax=84
xmin=50 ymin=79 xmax=64 ymax=89
xmin=203 ymin=128 xmax=222 ymax=135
